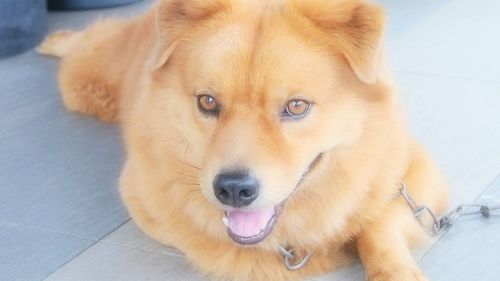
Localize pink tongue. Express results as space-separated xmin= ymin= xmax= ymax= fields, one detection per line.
xmin=227 ymin=207 xmax=275 ymax=237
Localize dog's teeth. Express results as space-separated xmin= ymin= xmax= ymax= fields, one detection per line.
xmin=222 ymin=216 xmax=229 ymax=227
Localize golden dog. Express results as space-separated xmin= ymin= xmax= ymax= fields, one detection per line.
xmin=39 ymin=0 xmax=449 ymax=280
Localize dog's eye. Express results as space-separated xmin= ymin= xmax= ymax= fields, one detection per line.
xmin=197 ymin=94 xmax=220 ymax=117
xmin=282 ymin=99 xmax=311 ymax=120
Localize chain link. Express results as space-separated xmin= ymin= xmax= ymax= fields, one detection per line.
xmin=398 ymin=183 xmax=500 ymax=235
xmin=278 ymin=245 xmax=312 ymax=271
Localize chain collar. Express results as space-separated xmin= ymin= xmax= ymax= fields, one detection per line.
xmin=278 ymin=245 xmax=312 ymax=271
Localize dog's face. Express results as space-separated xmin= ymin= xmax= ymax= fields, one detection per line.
xmin=149 ymin=0 xmax=384 ymax=245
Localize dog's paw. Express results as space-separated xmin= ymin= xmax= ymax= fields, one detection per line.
xmin=368 ymin=267 xmax=429 ymax=281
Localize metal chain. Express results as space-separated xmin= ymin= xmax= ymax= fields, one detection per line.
xmin=278 ymin=245 xmax=312 ymax=271
xmin=278 ymin=183 xmax=499 ymax=271
xmin=398 ymin=183 xmax=500 ymax=235
xmin=438 ymin=204 xmax=500 ymax=232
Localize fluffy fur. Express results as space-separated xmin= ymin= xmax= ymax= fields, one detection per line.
xmin=39 ymin=0 xmax=449 ymax=280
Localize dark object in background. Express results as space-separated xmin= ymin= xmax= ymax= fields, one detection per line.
xmin=0 ymin=0 xmax=47 ymax=57
xmin=48 ymin=0 xmax=142 ymax=10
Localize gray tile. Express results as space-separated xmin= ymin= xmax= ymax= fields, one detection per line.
xmin=397 ymin=73 xmax=500 ymax=207
xmin=101 ymin=220 xmax=183 ymax=257
xmin=419 ymin=175 xmax=500 ymax=281
xmin=0 ymin=50 xmax=128 ymax=238
xmin=379 ymin=0 xmax=500 ymax=81
xmin=44 ymin=242 xmax=204 ymax=281
xmin=0 ymin=222 xmax=93 ymax=281
xmin=0 ymin=1 xmax=152 ymax=240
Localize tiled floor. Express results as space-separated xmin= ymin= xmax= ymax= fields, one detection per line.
xmin=1 ymin=0 xmax=499 ymax=280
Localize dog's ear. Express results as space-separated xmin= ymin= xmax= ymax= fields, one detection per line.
xmin=293 ymin=0 xmax=385 ymax=84
xmin=149 ymin=0 xmax=229 ymax=70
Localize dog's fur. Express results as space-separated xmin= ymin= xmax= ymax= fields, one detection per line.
xmin=39 ymin=0 xmax=449 ymax=280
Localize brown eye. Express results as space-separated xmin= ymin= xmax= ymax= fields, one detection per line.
xmin=197 ymin=94 xmax=220 ymax=116
xmin=283 ymin=99 xmax=311 ymax=120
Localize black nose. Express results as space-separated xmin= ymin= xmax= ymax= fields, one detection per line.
xmin=213 ymin=170 xmax=259 ymax=207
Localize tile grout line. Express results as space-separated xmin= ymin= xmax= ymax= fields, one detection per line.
xmin=0 ymin=220 xmax=97 ymax=242
xmin=40 ymin=239 xmax=100 ymax=281
xmin=96 ymin=218 xmax=186 ymax=258
xmin=96 ymin=217 xmax=132 ymax=242
xmin=40 ymin=218 xmax=132 ymax=281
xmin=416 ymin=172 xmax=500 ymax=263
xmin=99 ymin=240 xmax=185 ymax=258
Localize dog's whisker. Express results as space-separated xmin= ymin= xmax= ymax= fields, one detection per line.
xmin=173 ymin=158 xmax=201 ymax=171
xmin=182 ymin=182 xmax=201 ymax=186
xmin=183 ymin=182 xmax=201 ymax=185
xmin=174 ymin=170 xmax=199 ymax=179
xmin=180 ymin=164 xmax=200 ymax=171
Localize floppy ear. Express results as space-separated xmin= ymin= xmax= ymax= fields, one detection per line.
xmin=294 ymin=0 xmax=385 ymax=84
xmin=149 ymin=0 xmax=229 ymax=70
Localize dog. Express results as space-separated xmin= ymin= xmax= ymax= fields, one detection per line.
xmin=38 ymin=0 xmax=449 ymax=280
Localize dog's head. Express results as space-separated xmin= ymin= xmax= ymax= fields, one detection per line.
xmin=147 ymin=0 xmax=385 ymax=245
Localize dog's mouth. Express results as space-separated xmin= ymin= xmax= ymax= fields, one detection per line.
xmin=223 ymin=205 xmax=282 ymax=245
xmin=222 ymin=153 xmax=324 ymax=245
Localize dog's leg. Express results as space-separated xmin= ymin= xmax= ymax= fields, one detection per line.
xmin=38 ymin=17 xmax=146 ymax=122
xmin=57 ymin=50 xmax=122 ymax=123
xmin=357 ymin=201 xmax=429 ymax=281
xmin=38 ymin=23 xmax=122 ymax=121
xmin=358 ymin=144 xmax=448 ymax=281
